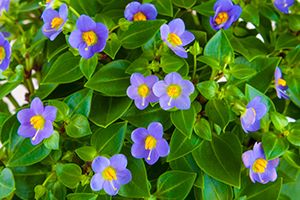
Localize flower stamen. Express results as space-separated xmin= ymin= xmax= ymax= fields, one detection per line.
xmin=215 ymin=12 xmax=229 ymax=25
xmin=133 ymin=12 xmax=147 ymax=21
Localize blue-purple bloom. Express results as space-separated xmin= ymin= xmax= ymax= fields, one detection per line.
xmin=17 ymin=97 xmax=57 ymax=145
xmin=160 ymin=18 xmax=195 ymax=58
xmin=153 ymin=72 xmax=194 ymax=110
xmin=242 ymin=142 xmax=279 ymax=184
xmin=240 ymin=96 xmax=267 ymax=133
xmin=0 ymin=32 xmax=11 ymax=71
xmin=131 ymin=122 xmax=170 ymax=165
xmin=69 ymin=15 xmax=109 ymax=59
xmin=0 ymin=0 xmax=9 ymax=14
xmin=210 ymin=0 xmax=242 ymax=30
xmin=126 ymin=73 xmax=159 ymax=110
xmin=124 ymin=1 xmax=157 ymax=21
xmin=274 ymin=0 xmax=294 ymax=14
xmin=42 ymin=4 xmax=68 ymax=41
xmin=275 ymin=67 xmax=289 ymax=99
xmin=45 ymin=0 xmax=54 ymax=8
xmin=90 ymin=154 xmax=132 ymax=196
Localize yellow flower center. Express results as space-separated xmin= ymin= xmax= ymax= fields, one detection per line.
xmin=168 ymin=33 xmax=182 ymax=46
xmin=137 ymin=84 xmax=150 ymax=98
xmin=0 ymin=46 xmax=6 ymax=62
xmin=46 ymin=0 xmax=51 ymax=3
xmin=51 ymin=17 xmax=64 ymax=29
xmin=145 ymin=135 xmax=157 ymax=150
xmin=30 ymin=115 xmax=45 ymax=130
xmin=82 ymin=31 xmax=98 ymax=47
xmin=167 ymin=84 xmax=182 ymax=98
xmin=252 ymin=158 xmax=268 ymax=173
xmin=278 ymin=78 xmax=286 ymax=87
xmin=102 ymin=167 xmax=117 ymax=181
xmin=215 ymin=12 xmax=229 ymax=25
xmin=133 ymin=12 xmax=147 ymax=21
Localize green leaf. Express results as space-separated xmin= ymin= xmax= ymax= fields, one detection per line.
xmin=64 ymin=88 xmax=93 ymax=117
xmin=47 ymin=100 xmax=70 ymax=122
xmin=0 ymin=82 xmax=20 ymax=100
xmin=287 ymin=122 xmax=300 ymax=146
xmin=120 ymin=20 xmax=166 ymax=49
xmin=67 ymin=193 xmax=98 ymax=200
xmin=245 ymin=84 xmax=275 ymax=111
xmin=91 ymin=122 xmax=127 ymax=155
xmin=229 ymin=63 xmax=256 ymax=80
xmin=44 ymin=131 xmax=59 ymax=150
xmin=192 ymin=133 xmax=242 ymax=187
xmin=275 ymin=33 xmax=299 ymax=50
xmin=34 ymin=185 xmax=46 ymax=200
xmin=203 ymin=174 xmax=233 ymax=200
xmin=230 ymin=36 xmax=267 ymax=61
xmin=89 ymin=92 xmax=132 ymax=128
xmin=75 ymin=146 xmax=97 ymax=162
xmin=270 ymin=112 xmax=288 ymax=131
xmin=153 ymin=0 xmax=173 ymax=17
xmin=204 ymin=30 xmax=234 ymax=66
xmin=197 ymin=55 xmax=220 ymax=70
xmin=85 ymin=60 xmax=131 ymax=96
xmin=0 ymin=168 xmax=15 ymax=199
xmin=237 ymin=176 xmax=282 ymax=200
xmin=194 ymin=118 xmax=212 ymax=141
xmin=205 ymin=99 xmax=233 ymax=130
xmin=167 ymin=129 xmax=202 ymax=162
xmin=7 ymin=140 xmax=51 ymax=167
xmin=42 ymin=52 xmax=82 ymax=84
xmin=104 ymin=33 xmax=122 ymax=59
xmin=160 ymin=55 xmax=185 ymax=73
xmin=170 ymin=104 xmax=197 ymax=138
xmin=197 ymin=80 xmax=219 ymax=100
xmin=126 ymin=57 xmax=150 ymax=75
xmin=155 ymin=170 xmax=196 ymax=200
xmin=286 ymin=45 xmax=300 ymax=65
xmin=193 ymin=1 xmax=215 ymax=17
xmin=118 ymin=150 xmax=151 ymax=198
xmin=241 ymin=4 xmax=260 ymax=26
xmin=79 ymin=54 xmax=98 ymax=79
xmin=69 ymin=0 xmax=97 ymax=16
xmin=262 ymin=133 xmax=289 ymax=160
xmin=65 ymin=114 xmax=92 ymax=138
xmin=287 ymin=74 xmax=300 ymax=108
xmin=283 ymin=150 xmax=300 ymax=169
xmin=173 ymin=0 xmax=196 ymax=9
xmin=122 ymin=104 xmax=171 ymax=128
xmin=56 ymin=163 xmax=82 ymax=189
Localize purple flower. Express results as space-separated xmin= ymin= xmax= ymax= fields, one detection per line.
xmin=42 ymin=4 xmax=68 ymax=41
xmin=275 ymin=67 xmax=289 ymax=99
xmin=17 ymin=97 xmax=57 ymax=145
xmin=209 ymin=0 xmax=242 ymax=30
xmin=45 ymin=0 xmax=54 ymax=8
xmin=0 ymin=32 xmax=11 ymax=71
xmin=131 ymin=122 xmax=170 ymax=165
xmin=69 ymin=15 xmax=109 ymax=59
xmin=160 ymin=18 xmax=195 ymax=58
xmin=126 ymin=73 xmax=159 ymax=110
xmin=90 ymin=154 xmax=132 ymax=196
xmin=124 ymin=1 xmax=157 ymax=21
xmin=274 ymin=0 xmax=294 ymax=14
xmin=242 ymin=142 xmax=279 ymax=184
xmin=0 ymin=0 xmax=9 ymax=14
xmin=153 ymin=72 xmax=194 ymax=110
xmin=240 ymin=96 xmax=267 ymax=133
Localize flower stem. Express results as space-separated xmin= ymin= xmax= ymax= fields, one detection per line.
xmin=42 ymin=172 xmax=55 ymax=186
xmin=7 ymin=93 xmax=19 ymax=109
xmin=25 ymin=78 xmax=35 ymax=94
xmin=69 ymin=6 xmax=80 ymax=18
xmin=192 ymin=53 xmax=197 ymax=79
xmin=283 ymin=100 xmax=290 ymax=115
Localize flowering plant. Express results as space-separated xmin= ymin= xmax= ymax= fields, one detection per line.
xmin=0 ymin=0 xmax=299 ymax=199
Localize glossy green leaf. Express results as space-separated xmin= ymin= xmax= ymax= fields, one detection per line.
xmin=65 ymin=114 xmax=92 ymax=138
xmin=7 ymin=140 xmax=51 ymax=167
xmin=194 ymin=118 xmax=212 ymax=141
xmin=56 ymin=163 xmax=82 ymax=189
xmin=275 ymin=33 xmax=299 ymax=50
xmin=173 ymin=0 xmax=196 ymax=9
xmin=79 ymin=54 xmax=98 ymax=79
xmin=193 ymin=1 xmax=215 ymax=17
xmin=0 ymin=168 xmax=15 ymax=199
xmin=67 ymin=193 xmax=98 ymax=200
xmin=287 ymin=122 xmax=300 ymax=146
xmin=91 ymin=122 xmax=127 ymax=155
xmin=160 ymin=55 xmax=185 ymax=73
xmin=197 ymin=80 xmax=219 ymax=100
xmin=42 ymin=52 xmax=82 ymax=84
xmin=204 ymin=30 xmax=234 ymax=66
xmin=170 ymin=103 xmax=197 ymax=138
xmin=69 ymin=0 xmax=97 ymax=15
xmin=89 ymin=92 xmax=132 ymax=128
xmin=85 ymin=60 xmax=131 ymax=96
xmin=120 ymin=20 xmax=166 ymax=49
xmin=203 ymin=174 xmax=233 ymax=200
xmin=44 ymin=131 xmax=59 ymax=150
xmin=270 ymin=111 xmax=288 ymax=131
xmin=229 ymin=63 xmax=256 ymax=80
xmin=75 ymin=146 xmax=97 ymax=162
xmin=167 ymin=129 xmax=202 ymax=162
xmin=126 ymin=57 xmax=150 ymax=75
xmin=241 ymin=4 xmax=260 ymax=26
xmin=283 ymin=150 xmax=300 ymax=169
xmin=197 ymin=55 xmax=220 ymax=70
xmin=153 ymin=0 xmax=173 ymax=17
xmin=47 ymin=100 xmax=70 ymax=122
xmin=104 ymin=33 xmax=122 ymax=59
xmin=262 ymin=133 xmax=289 ymax=160
xmin=192 ymin=133 xmax=242 ymax=187
xmin=155 ymin=170 xmax=197 ymax=200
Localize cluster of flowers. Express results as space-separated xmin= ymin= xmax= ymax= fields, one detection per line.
xmin=127 ymin=72 xmax=194 ymax=110
xmin=11 ymin=0 xmax=294 ymax=196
